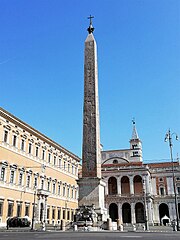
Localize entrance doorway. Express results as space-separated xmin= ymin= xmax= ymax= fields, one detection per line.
xmin=40 ymin=203 xmax=44 ymax=222
xmin=135 ymin=202 xmax=144 ymax=223
xmin=122 ymin=202 xmax=131 ymax=223
xmin=159 ymin=203 xmax=169 ymax=225
xmin=109 ymin=203 xmax=118 ymax=222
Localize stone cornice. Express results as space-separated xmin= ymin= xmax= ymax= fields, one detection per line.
xmin=0 ymin=107 xmax=80 ymax=162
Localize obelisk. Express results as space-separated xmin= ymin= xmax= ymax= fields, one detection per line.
xmin=78 ymin=16 xmax=107 ymax=221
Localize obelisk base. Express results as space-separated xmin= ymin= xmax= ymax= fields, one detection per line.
xmin=77 ymin=177 xmax=108 ymax=221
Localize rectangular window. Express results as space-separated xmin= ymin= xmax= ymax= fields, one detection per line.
xmin=72 ymin=165 xmax=74 ymax=174
xmin=26 ymin=175 xmax=30 ymax=188
xmin=21 ymin=139 xmax=25 ymax=151
xmin=35 ymin=147 xmax=38 ymax=157
xmin=160 ymin=187 xmax=165 ymax=196
xmin=48 ymin=153 xmax=51 ymax=163
xmin=41 ymin=179 xmax=44 ymax=189
xmin=0 ymin=202 xmax=3 ymax=216
xmin=71 ymin=211 xmax=74 ymax=222
xmin=63 ymin=209 xmax=66 ymax=220
xmin=58 ymin=185 xmax=61 ymax=195
xmin=10 ymin=170 xmax=14 ymax=184
xmin=25 ymin=205 xmax=29 ymax=216
xmin=13 ymin=135 xmax=17 ymax=147
xmin=47 ymin=208 xmax=50 ymax=219
xmin=52 ymin=209 xmax=55 ymax=219
xmin=7 ymin=202 xmax=13 ymax=217
xmin=177 ymin=187 xmax=180 ymax=194
xmin=59 ymin=159 xmax=61 ymax=168
xmin=63 ymin=186 xmax=66 ymax=196
xmin=1 ymin=167 xmax=5 ymax=181
xmin=68 ymin=164 xmax=70 ymax=172
xmin=57 ymin=209 xmax=61 ymax=219
xmin=34 ymin=177 xmax=37 ymax=188
xmin=4 ymin=130 xmax=8 ymax=143
xmin=54 ymin=156 xmax=56 ymax=166
xmin=53 ymin=183 xmax=56 ymax=194
xmin=64 ymin=162 xmax=66 ymax=170
xmin=71 ymin=189 xmax=74 ymax=199
xmin=19 ymin=172 xmax=23 ymax=185
xmin=133 ymin=151 xmax=138 ymax=156
xmin=28 ymin=143 xmax=32 ymax=154
xmin=47 ymin=181 xmax=50 ymax=191
xmin=67 ymin=188 xmax=70 ymax=198
xmin=42 ymin=150 xmax=45 ymax=160
xmin=17 ymin=204 xmax=22 ymax=217
xmin=67 ymin=211 xmax=70 ymax=220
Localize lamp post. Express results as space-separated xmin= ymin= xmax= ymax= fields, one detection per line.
xmin=142 ymin=178 xmax=149 ymax=231
xmin=165 ymin=129 xmax=179 ymax=231
xmin=31 ymin=188 xmax=36 ymax=230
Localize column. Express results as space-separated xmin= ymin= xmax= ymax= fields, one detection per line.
xmin=104 ymin=177 xmax=108 ymax=195
xmin=131 ymin=202 xmax=136 ymax=224
xmin=146 ymin=174 xmax=151 ymax=195
xmin=117 ymin=176 xmax=121 ymax=195
xmin=147 ymin=200 xmax=153 ymax=225
xmin=129 ymin=176 xmax=134 ymax=195
xmin=36 ymin=195 xmax=41 ymax=223
xmin=169 ymin=202 xmax=176 ymax=221
xmin=118 ymin=203 xmax=122 ymax=224
xmin=153 ymin=202 xmax=159 ymax=224
xmin=44 ymin=196 xmax=47 ymax=223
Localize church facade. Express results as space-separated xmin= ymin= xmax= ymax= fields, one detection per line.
xmin=0 ymin=107 xmax=80 ymax=228
xmin=101 ymin=123 xmax=180 ymax=226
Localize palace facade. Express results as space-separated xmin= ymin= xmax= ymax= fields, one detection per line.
xmin=0 ymin=107 xmax=80 ymax=228
xmin=102 ymin=123 xmax=180 ymax=226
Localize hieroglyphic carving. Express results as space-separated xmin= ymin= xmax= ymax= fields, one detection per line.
xmin=82 ymin=34 xmax=101 ymax=178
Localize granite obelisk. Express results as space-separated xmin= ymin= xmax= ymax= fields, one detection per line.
xmin=78 ymin=16 xmax=107 ymax=221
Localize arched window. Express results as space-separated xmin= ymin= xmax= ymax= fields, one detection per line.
xmin=113 ymin=159 xmax=118 ymax=164
xmin=108 ymin=177 xmax=117 ymax=195
xmin=134 ymin=175 xmax=143 ymax=194
xmin=121 ymin=176 xmax=130 ymax=194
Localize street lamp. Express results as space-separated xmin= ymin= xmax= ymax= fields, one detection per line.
xmin=165 ymin=129 xmax=179 ymax=231
xmin=31 ymin=188 xmax=36 ymax=230
xmin=142 ymin=178 xmax=149 ymax=231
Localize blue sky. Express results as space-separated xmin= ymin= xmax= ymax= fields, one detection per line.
xmin=0 ymin=0 xmax=180 ymax=162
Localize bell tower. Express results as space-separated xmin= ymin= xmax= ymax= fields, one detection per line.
xmin=130 ymin=120 xmax=142 ymax=162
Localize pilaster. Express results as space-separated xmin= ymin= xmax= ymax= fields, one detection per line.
xmin=131 ymin=202 xmax=136 ymax=224
xmin=129 ymin=176 xmax=134 ymax=195
xmin=117 ymin=176 xmax=121 ymax=195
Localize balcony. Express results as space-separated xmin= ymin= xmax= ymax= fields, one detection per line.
xmin=37 ymin=188 xmax=50 ymax=197
xmin=105 ymin=192 xmax=153 ymax=202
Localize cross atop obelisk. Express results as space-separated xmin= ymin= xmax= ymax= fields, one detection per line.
xmin=87 ymin=15 xmax=94 ymax=33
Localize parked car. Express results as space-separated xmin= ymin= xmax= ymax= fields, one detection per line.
xmin=7 ymin=217 xmax=31 ymax=227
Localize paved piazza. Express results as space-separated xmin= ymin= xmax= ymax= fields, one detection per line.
xmin=0 ymin=232 xmax=180 ymax=240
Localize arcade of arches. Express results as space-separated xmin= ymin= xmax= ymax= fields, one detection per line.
xmin=107 ymin=175 xmax=180 ymax=224
xmin=108 ymin=175 xmax=143 ymax=196
xmin=109 ymin=202 xmax=145 ymax=223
